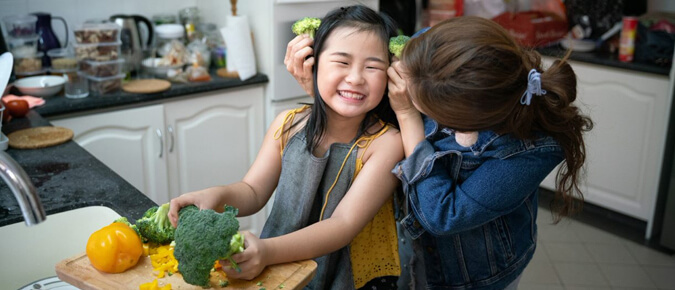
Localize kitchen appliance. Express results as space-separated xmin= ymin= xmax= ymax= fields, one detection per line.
xmin=109 ymin=14 xmax=154 ymax=73
xmin=32 ymin=12 xmax=68 ymax=66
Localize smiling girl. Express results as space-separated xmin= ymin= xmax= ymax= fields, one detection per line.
xmin=169 ymin=5 xmax=403 ymax=289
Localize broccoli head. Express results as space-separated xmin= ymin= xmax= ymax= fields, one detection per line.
xmin=389 ymin=35 xmax=411 ymax=58
xmin=292 ymin=17 xmax=321 ymax=39
xmin=173 ymin=205 xmax=243 ymax=287
xmin=135 ymin=203 xmax=175 ymax=245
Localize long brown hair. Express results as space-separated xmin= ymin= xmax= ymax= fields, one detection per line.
xmin=401 ymin=16 xmax=593 ymax=222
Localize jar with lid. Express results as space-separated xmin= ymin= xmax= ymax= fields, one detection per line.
xmin=154 ymin=24 xmax=187 ymax=65
xmin=155 ymin=24 xmax=185 ymax=56
xmin=179 ymin=7 xmax=200 ymax=42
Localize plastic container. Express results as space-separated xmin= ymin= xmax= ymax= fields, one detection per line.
xmin=47 ymin=47 xmax=78 ymax=70
xmin=13 ymin=52 xmax=43 ymax=74
xmin=73 ymin=22 xmax=121 ymax=44
xmin=79 ymin=58 xmax=125 ymax=77
xmin=82 ymin=73 xmax=124 ymax=95
xmin=3 ymin=15 xmax=38 ymax=38
xmin=7 ymin=35 xmax=39 ymax=58
xmin=74 ymin=41 xmax=121 ymax=61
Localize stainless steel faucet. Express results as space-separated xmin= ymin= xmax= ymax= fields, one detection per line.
xmin=0 ymin=151 xmax=45 ymax=225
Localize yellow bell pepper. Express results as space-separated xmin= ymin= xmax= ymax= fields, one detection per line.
xmin=86 ymin=222 xmax=143 ymax=273
xmin=139 ymin=278 xmax=171 ymax=290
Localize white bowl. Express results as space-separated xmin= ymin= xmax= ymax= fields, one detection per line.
xmin=142 ymin=57 xmax=184 ymax=78
xmin=14 ymin=75 xmax=65 ymax=97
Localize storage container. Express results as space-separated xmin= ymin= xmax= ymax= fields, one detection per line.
xmin=82 ymin=73 xmax=124 ymax=95
xmin=74 ymin=41 xmax=121 ymax=61
xmin=13 ymin=52 xmax=43 ymax=74
xmin=47 ymin=47 xmax=78 ymax=70
xmin=73 ymin=22 xmax=121 ymax=44
xmin=79 ymin=59 xmax=125 ymax=77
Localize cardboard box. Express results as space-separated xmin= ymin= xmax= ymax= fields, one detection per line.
xmin=492 ymin=11 xmax=568 ymax=47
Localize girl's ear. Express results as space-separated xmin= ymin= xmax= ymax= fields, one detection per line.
xmin=455 ymin=132 xmax=478 ymax=147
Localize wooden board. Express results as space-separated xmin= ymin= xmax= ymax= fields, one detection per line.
xmin=7 ymin=126 xmax=73 ymax=149
xmin=56 ymin=252 xmax=317 ymax=290
xmin=122 ymin=79 xmax=171 ymax=94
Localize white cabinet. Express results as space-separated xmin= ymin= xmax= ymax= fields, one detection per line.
xmin=51 ymin=105 xmax=169 ymax=204
xmin=50 ymin=85 xmax=267 ymax=234
xmin=540 ymin=57 xmax=671 ymax=224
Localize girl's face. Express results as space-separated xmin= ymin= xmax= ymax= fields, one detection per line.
xmin=316 ymin=27 xmax=389 ymax=120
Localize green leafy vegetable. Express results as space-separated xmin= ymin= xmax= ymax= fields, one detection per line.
xmin=136 ymin=203 xmax=175 ymax=244
xmin=173 ymin=205 xmax=244 ymax=287
xmin=292 ymin=17 xmax=321 ymax=39
xmin=389 ymin=35 xmax=411 ymax=58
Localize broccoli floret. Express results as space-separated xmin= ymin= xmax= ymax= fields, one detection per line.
xmin=113 ymin=216 xmax=141 ymax=237
xmin=136 ymin=203 xmax=175 ymax=245
xmin=173 ymin=205 xmax=243 ymax=287
xmin=389 ymin=35 xmax=411 ymax=58
xmin=292 ymin=17 xmax=321 ymax=39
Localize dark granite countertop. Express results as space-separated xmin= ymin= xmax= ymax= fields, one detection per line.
xmin=0 ymin=73 xmax=269 ymax=227
xmin=0 ymin=111 xmax=156 ymax=226
xmin=35 ymin=73 xmax=269 ymax=118
xmin=538 ymin=46 xmax=671 ymax=76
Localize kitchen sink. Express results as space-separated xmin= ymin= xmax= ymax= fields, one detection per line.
xmin=0 ymin=206 xmax=121 ymax=289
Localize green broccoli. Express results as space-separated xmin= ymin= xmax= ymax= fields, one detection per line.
xmin=173 ymin=205 xmax=244 ymax=287
xmin=135 ymin=203 xmax=175 ymax=245
xmin=292 ymin=17 xmax=321 ymax=39
xmin=389 ymin=35 xmax=411 ymax=58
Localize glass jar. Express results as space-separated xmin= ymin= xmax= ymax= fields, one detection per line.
xmin=179 ymin=7 xmax=200 ymax=43
xmin=155 ymin=24 xmax=185 ymax=56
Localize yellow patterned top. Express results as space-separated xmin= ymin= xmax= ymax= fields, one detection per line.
xmin=274 ymin=106 xmax=400 ymax=288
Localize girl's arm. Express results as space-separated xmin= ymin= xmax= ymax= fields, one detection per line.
xmin=225 ymin=130 xmax=404 ymax=279
xmin=387 ymin=61 xmax=425 ymax=157
xmin=168 ymin=111 xmax=291 ymax=226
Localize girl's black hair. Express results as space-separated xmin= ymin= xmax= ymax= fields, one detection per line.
xmin=304 ymin=5 xmax=399 ymax=153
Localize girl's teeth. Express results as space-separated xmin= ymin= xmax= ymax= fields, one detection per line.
xmin=340 ymin=91 xmax=364 ymax=100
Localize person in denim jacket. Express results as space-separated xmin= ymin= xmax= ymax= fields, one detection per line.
xmin=386 ymin=17 xmax=593 ymax=289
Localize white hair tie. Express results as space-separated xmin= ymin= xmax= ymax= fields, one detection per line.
xmin=520 ymin=69 xmax=546 ymax=106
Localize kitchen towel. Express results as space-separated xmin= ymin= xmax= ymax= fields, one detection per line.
xmin=220 ymin=15 xmax=257 ymax=81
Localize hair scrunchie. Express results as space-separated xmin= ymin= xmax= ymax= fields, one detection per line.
xmin=520 ymin=69 xmax=547 ymax=106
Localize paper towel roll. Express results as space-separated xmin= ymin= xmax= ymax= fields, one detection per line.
xmin=220 ymin=15 xmax=257 ymax=81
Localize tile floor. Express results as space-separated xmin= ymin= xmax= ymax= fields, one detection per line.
xmin=520 ymin=207 xmax=675 ymax=290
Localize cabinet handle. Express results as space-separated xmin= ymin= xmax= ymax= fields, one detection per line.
xmin=168 ymin=125 xmax=174 ymax=153
xmin=156 ymin=128 xmax=163 ymax=158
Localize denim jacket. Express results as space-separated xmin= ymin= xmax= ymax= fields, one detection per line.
xmin=393 ymin=116 xmax=564 ymax=289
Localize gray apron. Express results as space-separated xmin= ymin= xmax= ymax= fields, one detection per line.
xmin=261 ymin=129 xmax=358 ymax=290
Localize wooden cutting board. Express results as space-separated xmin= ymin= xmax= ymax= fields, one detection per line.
xmin=56 ymin=252 xmax=317 ymax=289
xmin=122 ymin=79 xmax=171 ymax=94
xmin=7 ymin=126 xmax=74 ymax=149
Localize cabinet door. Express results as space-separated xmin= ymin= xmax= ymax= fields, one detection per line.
xmin=164 ymin=86 xmax=265 ymax=233
xmin=51 ymin=105 xmax=170 ymax=204
xmin=540 ymin=58 xmax=670 ymax=221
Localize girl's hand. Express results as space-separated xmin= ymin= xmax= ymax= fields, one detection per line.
xmin=284 ymin=35 xmax=315 ymax=97
xmin=221 ymin=231 xmax=268 ymax=280
xmin=387 ymin=61 xmax=419 ymax=117
xmin=168 ymin=188 xmax=223 ymax=227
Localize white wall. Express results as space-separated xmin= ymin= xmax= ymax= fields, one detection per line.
xmin=649 ymin=0 xmax=675 ymax=13
xmin=0 ymin=0 xmax=198 ymax=47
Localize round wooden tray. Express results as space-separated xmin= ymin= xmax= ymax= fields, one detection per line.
xmin=8 ymin=126 xmax=74 ymax=149
xmin=122 ymin=79 xmax=171 ymax=94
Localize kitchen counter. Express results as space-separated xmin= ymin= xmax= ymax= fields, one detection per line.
xmin=35 ymin=73 xmax=269 ymax=118
xmin=538 ymin=46 xmax=671 ymax=76
xmin=0 ymin=73 xmax=269 ymax=227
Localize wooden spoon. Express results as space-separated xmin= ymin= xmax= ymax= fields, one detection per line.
xmin=230 ymin=0 xmax=237 ymax=16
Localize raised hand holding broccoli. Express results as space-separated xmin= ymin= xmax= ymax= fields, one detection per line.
xmin=389 ymin=35 xmax=411 ymax=58
xmin=173 ymin=205 xmax=244 ymax=287
xmin=292 ymin=17 xmax=321 ymax=39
